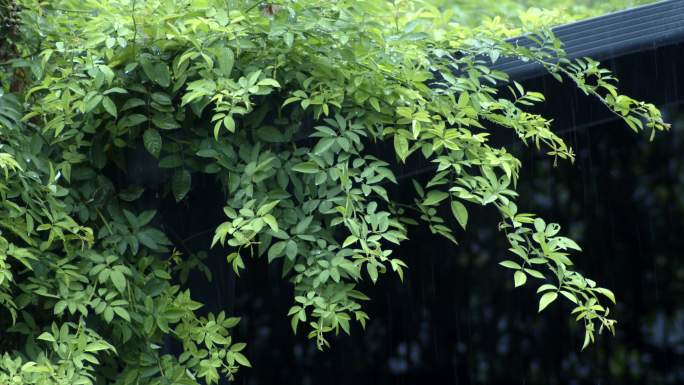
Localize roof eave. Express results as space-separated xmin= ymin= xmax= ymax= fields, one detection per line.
xmin=490 ymin=0 xmax=684 ymax=81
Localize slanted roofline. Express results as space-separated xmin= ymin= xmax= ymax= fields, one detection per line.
xmin=491 ymin=0 xmax=684 ymax=80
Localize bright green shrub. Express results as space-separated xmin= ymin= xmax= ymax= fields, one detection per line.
xmin=0 ymin=0 xmax=668 ymax=384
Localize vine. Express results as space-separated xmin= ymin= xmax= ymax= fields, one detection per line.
xmin=0 ymin=0 xmax=668 ymax=384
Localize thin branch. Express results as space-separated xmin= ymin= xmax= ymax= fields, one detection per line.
xmin=131 ymin=0 xmax=138 ymax=53
xmin=244 ymin=0 xmax=265 ymax=14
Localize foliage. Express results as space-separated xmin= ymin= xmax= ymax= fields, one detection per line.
xmin=0 ymin=0 xmax=669 ymax=384
xmin=426 ymin=0 xmax=655 ymax=30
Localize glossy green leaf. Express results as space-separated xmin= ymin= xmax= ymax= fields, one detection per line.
xmin=292 ymin=162 xmax=319 ymax=174
xmin=172 ymin=170 xmax=191 ymax=202
xmin=102 ymin=96 xmax=117 ymax=117
xmin=216 ymin=46 xmax=235 ymax=77
xmin=514 ymin=270 xmax=527 ymax=287
xmin=423 ymin=190 xmax=449 ymax=206
xmin=143 ymin=129 xmax=162 ymax=158
xmin=538 ymin=291 xmax=558 ymax=312
xmin=450 ymin=200 xmax=468 ymax=229
xmin=110 ymin=270 xmax=126 ymax=293
xmin=499 ymin=260 xmax=521 ymax=269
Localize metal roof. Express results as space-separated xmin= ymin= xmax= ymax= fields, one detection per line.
xmin=396 ymin=1 xmax=684 ymax=180
xmin=491 ymin=0 xmax=684 ymax=80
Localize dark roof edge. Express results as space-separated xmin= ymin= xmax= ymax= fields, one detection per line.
xmin=489 ymin=0 xmax=684 ymax=81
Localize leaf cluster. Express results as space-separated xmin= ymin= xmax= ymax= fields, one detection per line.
xmin=0 ymin=0 xmax=668 ymax=383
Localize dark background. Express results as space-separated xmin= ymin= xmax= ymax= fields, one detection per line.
xmin=153 ymin=43 xmax=684 ymax=384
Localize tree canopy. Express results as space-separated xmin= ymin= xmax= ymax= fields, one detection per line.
xmin=0 ymin=1 xmax=668 ymax=384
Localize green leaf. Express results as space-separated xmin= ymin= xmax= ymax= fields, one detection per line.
xmin=514 ymin=270 xmax=527 ymax=287
xmin=257 ymin=78 xmax=281 ymax=87
xmin=557 ymin=236 xmax=582 ymax=251
xmin=560 ymin=290 xmax=578 ymax=304
xmin=582 ymin=327 xmax=595 ymax=350
xmin=159 ymin=155 xmax=183 ymax=168
xmin=369 ymin=97 xmax=381 ymax=112
xmin=593 ymin=287 xmax=616 ymax=304
xmin=284 ymin=32 xmax=294 ymax=47
xmin=292 ymin=161 xmax=319 ymax=174
xmin=222 ymin=115 xmax=235 ymax=133
xmin=282 ymin=97 xmax=300 ymax=107
xmin=110 ymin=270 xmax=126 ymax=293
xmin=233 ymin=352 xmax=251 ymax=367
xmin=171 ymin=170 xmax=191 ymax=202
xmin=450 ymin=200 xmax=468 ymax=229
xmin=263 ymin=214 xmax=279 ymax=232
xmin=313 ymin=138 xmax=335 ymax=154
xmin=256 ymin=200 xmax=280 ymax=216
xmin=151 ymin=92 xmax=172 ymax=105
xmin=537 ymin=284 xmax=557 ymax=293
xmin=119 ymin=187 xmax=145 ymax=202
xmin=228 ymin=253 xmax=245 ymax=275
xmin=285 ymin=240 xmax=298 ymax=260
xmin=151 ymin=114 xmax=181 ymax=130
xmin=538 ymin=291 xmax=558 ymax=312
xmin=142 ymin=58 xmax=171 ymax=87
xmin=215 ymin=46 xmax=234 ymax=77
xmin=138 ymin=228 xmax=167 ymax=250
xmin=393 ymin=134 xmax=409 ymax=161
xmin=98 ymin=65 xmax=115 ymax=85
xmin=141 ymin=57 xmax=156 ymax=81
xmin=85 ymin=341 xmax=113 ymax=353
xmin=36 ymin=332 xmax=55 ymax=342
xmin=102 ymin=96 xmax=117 ymax=117
xmin=524 ymin=268 xmax=545 ymax=279
xmin=499 ymin=260 xmax=521 ymax=269
xmin=118 ymin=113 xmax=147 ymax=128
xmin=104 ymin=307 xmax=114 ymax=323
xmin=366 ymin=263 xmax=378 ymax=283
xmin=268 ymin=241 xmax=287 ymax=263
xmin=121 ymin=98 xmax=145 ymax=111
xmin=154 ymin=63 xmax=171 ymax=87
xmin=423 ymin=190 xmax=449 ymax=206
xmin=342 ymin=235 xmax=358 ymax=247
xmin=138 ymin=210 xmax=157 ymax=227
xmin=143 ymin=129 xmax=162 ymax=158
xmin=231 ymin=343 xmax=246 ymax=352
xmin=113 ymin=306 xmax=131 ymax=322
xmin=84 ymin=94 xmax=103 ymax=113
xmin=225 ymin=317 xmax=241 ymax=328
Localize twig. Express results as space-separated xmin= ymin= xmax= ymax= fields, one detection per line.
xmin=131 ymin=0 xmax=138 ymax=53
xmin=244 ymin=1 xmax=265 ymax=14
